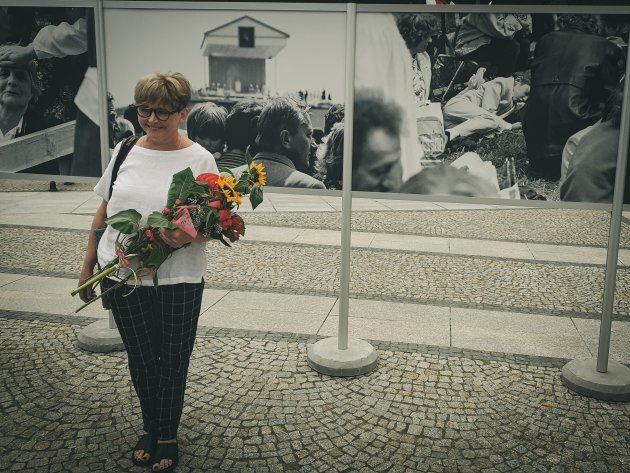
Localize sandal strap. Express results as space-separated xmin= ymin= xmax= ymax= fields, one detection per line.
xmin=152 ymin=442 xmax=179 ymax=471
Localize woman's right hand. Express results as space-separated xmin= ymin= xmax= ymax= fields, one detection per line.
xmin=77 ymin=267 xmax=95 ymax=303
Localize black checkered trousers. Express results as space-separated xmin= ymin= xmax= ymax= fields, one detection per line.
xmin=102 ymin=277 xmax=204 ymax=439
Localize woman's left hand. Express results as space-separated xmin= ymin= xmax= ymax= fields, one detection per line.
xmin=159 ymin=228 xmax=195 ymax=248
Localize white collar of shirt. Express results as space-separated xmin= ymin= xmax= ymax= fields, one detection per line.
xmin=0 ymin=117 xmax=24 ymax=142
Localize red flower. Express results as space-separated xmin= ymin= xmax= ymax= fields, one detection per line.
xmin=162 ymin=207 xmax=170 ymax=214
xmin=208 ymin=200 xmax=222 ymax=209
xmin=219 ymin=217 xmax=233 ymax=231
xmin=145 ymin=229 xmax=154 ymax=240
xmin=228 ymin=230 xmax=241 ymax=242
xmin=196 ymin=173 xmax=220 ymax=190
xmin=218 ymin=209 xmax=231 ymax=222
xmin=231 ymin=215 xmax=244 ymax=233
xmin=175 ymin=199 xmax=182 ymax=205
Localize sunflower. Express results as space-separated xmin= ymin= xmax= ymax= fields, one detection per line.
xmin=249 ymin=162 xmax=267 ymax=186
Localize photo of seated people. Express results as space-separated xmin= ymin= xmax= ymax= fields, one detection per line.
xmin=350 ymin=11 xmax=630 ymax=204
xmin=0 ymin=6 xmax=110 ymax=189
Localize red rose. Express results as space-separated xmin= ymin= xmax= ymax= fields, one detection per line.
xmin=196 ymin=173 xmax=220 ymax=190
xmin=162 ymin=207 xmax=170 ymax=214
xmin=145 ymin=229 xmax=154 ymax=240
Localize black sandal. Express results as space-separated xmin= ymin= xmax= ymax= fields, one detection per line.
xmin=131 ymin=432 xmax=158 ymax=466
xmin=151 ymin=441 xmax=179 ymax=472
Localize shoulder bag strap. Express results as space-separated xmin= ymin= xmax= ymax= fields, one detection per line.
xmin=108 ymin=135 xmax=140 ymax=199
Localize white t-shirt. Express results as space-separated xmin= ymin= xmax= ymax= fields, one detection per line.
xmin=94 ymin=141 xmax=219 ymax=286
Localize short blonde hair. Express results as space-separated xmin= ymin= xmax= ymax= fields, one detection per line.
xmin=134 ymin=71 xmax=191 ymax=110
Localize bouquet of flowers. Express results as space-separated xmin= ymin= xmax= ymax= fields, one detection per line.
xmin=71 ymin=154 xmax=266 ymax=312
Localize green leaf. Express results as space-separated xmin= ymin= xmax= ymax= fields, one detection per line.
xmin=189 ymin=182 xmax=210 ymax=195
xmin=167 ymin=167 xmax=195 ymax=207
xmin=153 ymin=271 xmax=159 ymax=287
xmin=219 ymin=167 xmax=235 ymax=177
xmin=147 ymin=212 xmax=176 ymax=229
xmin=245 ymin=146 xmax=253 ymax=166
xmin=105 ymin=209 xmax=142 ymax=234
xmin=218 ymin=235 xmax=231 ymax=247
xmin=249 ymin=184 xmax=263 ymax=210
xmin=234 ymin=180 xmax=249 ymax=194
xmin=145 ymin=245 xmax=171 ymax=271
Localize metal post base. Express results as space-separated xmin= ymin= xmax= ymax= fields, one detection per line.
xmin=561 ymin=358 xmax=630 ymax=402
xmin=77 ymin=318 xmax=124 ymax=353
xmin=307 ymin=337 xmax=378 ymax=377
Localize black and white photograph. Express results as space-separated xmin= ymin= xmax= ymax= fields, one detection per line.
xmin=352 ymin=10 xmax=630 ymax=204
xmin=0 ymin=5 xmax=102 ymax=184
xmin=105 ymin=7 xmax=346 ymax=190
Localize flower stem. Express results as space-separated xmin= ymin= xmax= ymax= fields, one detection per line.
xmin=74 ymin=272 xmax=135 ymax=313
xmin=71 ymin=264 xmax=119 ymax=297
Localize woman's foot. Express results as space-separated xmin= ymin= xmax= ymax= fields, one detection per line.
xmin=152 ymin=439 xmax=178 ymax=472
xmin=131 ymin=432 xmax=158 ymax=466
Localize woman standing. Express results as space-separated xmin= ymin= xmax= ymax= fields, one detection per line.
xmin=77 ymin=72 xmax=218 ymax=472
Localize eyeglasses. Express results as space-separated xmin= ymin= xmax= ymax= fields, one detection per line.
xmin=135 ymin=105 xmax=180 ymax=121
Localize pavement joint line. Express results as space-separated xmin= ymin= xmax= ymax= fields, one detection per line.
xmin=0 ymin=308 xmax=582 ymax=369
xmin=0 ymin=266 xmax=623 ymax=321
xmin=571 ymin=317 xmax=595 ymax=358
xmin=0 ymin=266 xmax=629 ymax=322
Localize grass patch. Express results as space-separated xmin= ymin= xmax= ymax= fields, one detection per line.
xmin=439 ymin=129 xmax=560 ymax=201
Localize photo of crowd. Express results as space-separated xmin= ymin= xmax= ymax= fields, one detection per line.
xmin=104 ymin=8 xmax=346 ymax=193
xmin=351 ymin=11 xmax=630 ymax=204
xmin=0 ymin=6 xmax=104 ymax=187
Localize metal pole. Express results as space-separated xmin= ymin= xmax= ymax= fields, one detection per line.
xmin=338 ymin=3 xmax=357 ymax=351
xmin=94 ymin=0 xmax=116 ymax=331
xmin=597 ymin=48 xmax=630 ymax=373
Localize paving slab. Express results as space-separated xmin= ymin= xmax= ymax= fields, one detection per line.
xmin=242 ymin=225 xmax=305 ymax=243
xmin=451 ymin=308 xmax=591 ymax=358
xmin=529 ymin=243 xmax=609 ymax=265
xmin=450 ymin=238 xmax=535 ymax=259
xmin=199 ymin=288 xmax=230 ymax=314
xmin=0 ymin=272 xmax=28 ymax=287
xmin=318 ymin=315 xmax=451 ymax=346
xmin=0 ymin=212 xmax=92 ymax=229
xmin=198 ymin=307 xmax=327 ymax=334
xmin=330 ymin=298 xmax=450 ymax=322
xmin=0 ymin=288 xmax=108 ymax=318
xmin=369 ymin=233 xmax=450 ymax=253
xmin=376 ymin=199 xmax=444 ymax=211
xmin=571 ymin=317 xmax=630 ymax=364
xmin=208 ymin=289 xmax=336 ymax=315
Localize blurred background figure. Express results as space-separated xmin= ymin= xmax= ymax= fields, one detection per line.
xmin=395 ymin=13 xmax=438 ymax=104
xmin=323 ymin=103 xmax=344 ymax=136
xmin=400 ymin=162 xmax=499 ymax=198
xmin=186 ymin=101 xmax=227 ymax=160
xmin=352 ymin=91 xmax=403 ymax=193
xmin=313 ymin=122 xmax=344 ymax=190
xmin=523 ymin=14 xmax=624 ymax=180
xmin=561 ymin=83 xmax=628 ymax=204
xmin=355 ymin=13 xmax=423 ymax=182
xmin=219 ymin=98 xmax=265 ymax=170
xmin=453 ymin=13 xmax=532 ymax=78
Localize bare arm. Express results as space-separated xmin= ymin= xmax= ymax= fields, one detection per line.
xmin=77 ymin=199 xmax=107 ymax=302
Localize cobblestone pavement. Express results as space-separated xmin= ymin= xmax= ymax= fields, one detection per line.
xmin=1 ymin=313 xmax=629 ymax=473
xmin=244 ymin=210 xmax=630 ymax=249
xmin=2 ymin=226 xmax=629 ymax=318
